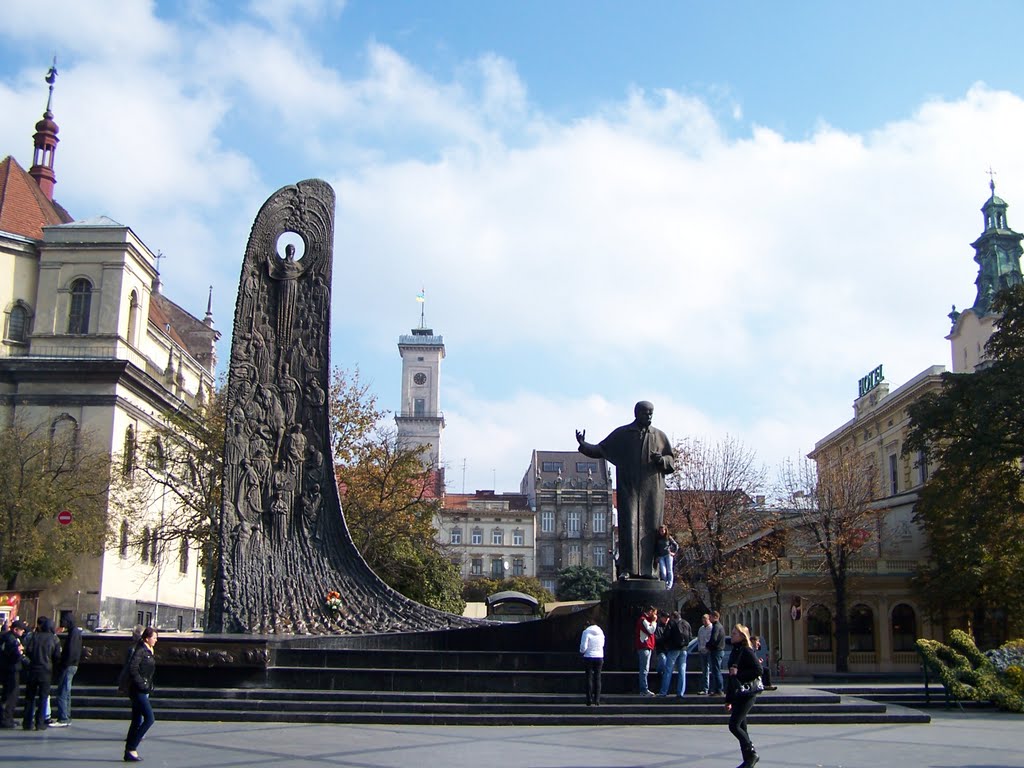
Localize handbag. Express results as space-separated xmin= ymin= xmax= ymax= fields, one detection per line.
xmin=738 ymin=676 xmax=765 ymax=696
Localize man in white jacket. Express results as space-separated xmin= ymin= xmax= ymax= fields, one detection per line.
xmin=579 ymin=620 xmax=606 ymax=706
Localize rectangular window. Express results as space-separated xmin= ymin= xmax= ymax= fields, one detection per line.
xmin=568 ymin=544 xmax=581 ymax=566
xmin=492 ymin=529 xmax=504 ymax=545
xmin=512 ymin=529 xmax=524 ymax=546
xmin=491 ymin=558 xmax=504 ymax=577
xmin=917 ymin=451 xmax=927 ymax=486
xmin=512 ymin=557 xmax=525 ymax=576
xmin=471 ymin=558 xmax=483 ymax=575
xmin=541 ymin=461 xmax=563 ymax=473
xmin=540 ymin=545 xmax=554 ymax=567
xmin=592 ymin=510 xmax=606 ymax=533
xmin=576 ymin=461 xmax=597 ymax=474
xmin=889 ymin=453 xmax=898 ymax=495
xmin=541 ymin=578 xmax=557 ymax=594
xmin=593 ymin=546 xmax=606 ymax=567
xmin=178 ymin=539 xmax=189 ymax=574
xmin=567 ymin=510 xmax=581 ymax=536
xmin=540 ymin=510 xmax=554 ymax=533
xmin=471 ymin=529 xmax=483 ymax=545
xmin=450 ymin=528 xmax=462 ymax=545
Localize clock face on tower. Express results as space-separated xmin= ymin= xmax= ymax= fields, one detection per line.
xmin=413 ymin=372 xmax=427 ymax=385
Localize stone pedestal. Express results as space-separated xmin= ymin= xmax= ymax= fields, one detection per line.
xmin=602 ymin=577 xmax=675 ymax=671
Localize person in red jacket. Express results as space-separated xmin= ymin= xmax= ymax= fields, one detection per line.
xmin=635 ymin=606 xmax=658 ymax=695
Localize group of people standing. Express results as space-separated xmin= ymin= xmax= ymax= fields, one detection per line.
xmin=0 ymin=616 xmax=159 ymax=763
xmin=0 ymin=614 xmax=82 ymax=730
xmin=580 ymin=609 xmax=774 ymax=768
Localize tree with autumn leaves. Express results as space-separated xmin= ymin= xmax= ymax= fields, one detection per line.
xmin=776 ymin=452 xmax=881 ymax=672
xmin=329 ymin=368 xmax=465 ymax=615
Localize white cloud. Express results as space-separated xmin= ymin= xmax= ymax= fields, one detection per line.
xmin=3 ymin=4 xmax=1022 ymax=498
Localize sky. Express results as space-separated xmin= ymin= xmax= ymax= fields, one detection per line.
xmin=4 ymin=0 xmax=1024 ymax=495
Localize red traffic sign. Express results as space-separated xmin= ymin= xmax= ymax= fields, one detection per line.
xmin=57 ymin=510 xmax=73 ymax=526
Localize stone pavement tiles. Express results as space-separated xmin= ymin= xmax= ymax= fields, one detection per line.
xmin=0 ymin=711 xmax=1022 ymax=767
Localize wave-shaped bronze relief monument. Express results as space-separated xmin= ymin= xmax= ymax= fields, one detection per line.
xmin=210 ymin=180 xmax=476 ymax=634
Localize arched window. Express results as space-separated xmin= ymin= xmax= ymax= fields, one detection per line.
xmin=146 ymin=438 xmax=165 ymax=471
xmin=5 ymin=303 xmax=30 ymax=342
xmin=179 ymin=538 xmax=189 ymax=574
xmin=891 ymin=604 xmax=918 ymax=652
xmin=49 ymin=414 xmax=79 ymax=468
xmin=67 ymin=278 xmax=92 ymax=334
xmin=126 ymin=290 xmax=139 ymax=344
xmin=123 ymin=426 xmax=136 ymax=477
xmin=119 ymin=520 xmax=130 ymax=559
xmin=849 ymin=604 xmax=875 ymax=652
xmin=806 ymin=604 xmax=833 ymax=652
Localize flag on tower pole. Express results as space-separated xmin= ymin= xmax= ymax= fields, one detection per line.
xmin=416 ymin=289 xmax=426 ymax=303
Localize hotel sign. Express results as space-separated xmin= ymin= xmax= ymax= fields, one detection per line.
xmin=858 ymin=364 xmax=884 ymax=397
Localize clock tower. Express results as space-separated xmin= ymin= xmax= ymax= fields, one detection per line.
xmin=395 ymin=326 xmax=445 ymax=469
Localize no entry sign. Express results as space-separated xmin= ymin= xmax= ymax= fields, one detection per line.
xmin=57 ymin=510 xmax=73 ymax=526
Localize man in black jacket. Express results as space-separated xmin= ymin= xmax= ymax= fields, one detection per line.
xmin=707 ymin=611 xmax=726 ymax=695
xmin=0 ymin=619 xmax=28 ymax=728
xmin=22 ymin=617 xmax=61 ymax=731
xmin=51 ymin=614 xmax=83 ymax=727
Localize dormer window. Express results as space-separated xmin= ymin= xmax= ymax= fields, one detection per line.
xmin=67 ymin=278 xmax=92 ymax=334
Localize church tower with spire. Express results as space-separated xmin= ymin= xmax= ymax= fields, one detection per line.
xmin=395 ymin=294 xmax=445 ymax=471
xmin=948 ymin=178 xmax=1024 ymax=372
xmin=28 ymin=60 xmax=60 ymax=201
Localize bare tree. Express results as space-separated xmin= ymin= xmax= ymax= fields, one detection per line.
xmin=776 ymin=453 xmax=880 ymax=672
xmin=666 ymin=435 xmax=772 ymax=613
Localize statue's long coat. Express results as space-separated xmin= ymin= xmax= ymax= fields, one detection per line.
xmin=581 ymin=422 xmax=675 ymax=577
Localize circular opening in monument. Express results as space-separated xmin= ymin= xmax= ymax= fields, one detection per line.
xmin=276 ymin=231 xmax=306 ymax=261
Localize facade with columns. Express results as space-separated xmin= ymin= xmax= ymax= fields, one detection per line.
xmin=719 ymin=182 xmax=1023 ymax=675
xmin=0 ymin=72 xmax=218 ymax=631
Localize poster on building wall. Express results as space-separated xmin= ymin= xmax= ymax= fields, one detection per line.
xmin=0 ymin=592 xmax=21 ymax=626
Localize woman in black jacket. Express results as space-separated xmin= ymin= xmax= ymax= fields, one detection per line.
xmin=724 ymin=623 xmax=763 ymax=768
xmin=123 ymin=627 xmax=158 ymax=762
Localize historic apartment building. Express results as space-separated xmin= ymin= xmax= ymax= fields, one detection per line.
xmin=437 ymin=491 xmax=536 ymax=581
xmin=0 ymin=71 xmax=218 ymax=630
xmin=520 ymin=451 xmax=615 ymax=595
xmin=719 ymin=181 xmax=1023 ymax=675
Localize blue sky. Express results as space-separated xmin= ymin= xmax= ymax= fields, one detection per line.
xmin=4 ymin=0 xmax=1024 ymax=494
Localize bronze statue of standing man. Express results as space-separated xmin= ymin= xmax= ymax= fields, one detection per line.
xmin=576 ymin=401 xmax=676 ymax=579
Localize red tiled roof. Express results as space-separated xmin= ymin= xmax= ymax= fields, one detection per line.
xmin=147 ymin=295 xmax=188 ymax=348
xmin=0 ymin=155 xmax=72 ymax=239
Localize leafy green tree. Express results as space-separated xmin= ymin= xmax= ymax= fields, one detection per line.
xmin=556 ymin=564 xmax=610 ymax=601
xmin=0 ymin=419 xmax=113 ymax=590
xmin=905 ymin=286 xmax=1024 ymax=643
xmin=462 ymin=576 xmax=555 ymax=604
xmin=330 ymin=368 xmax=465 ymax=615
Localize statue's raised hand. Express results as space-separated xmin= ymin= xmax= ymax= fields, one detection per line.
xmin=575 ymin=429 xmax=586 ymax=446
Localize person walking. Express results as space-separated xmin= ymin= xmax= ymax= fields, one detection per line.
xmin=51 ymin=614 xmax=83 ymax=727
xmin=579 ymin=619 xmax=605 ymax=706
xmin=707 ymin=610 xmax=726 ymax=695
xmin=635 ymin=606 xmax=657 ymax=695
xmin=0 ymin=619 xmax=28 ymax=728
xmin=658 ymin=611 xmax=692 ymax=697
xmin=654 ymin=525 xmax=678 ymax=589
xmin=22 ymin=617 xmax=61 ymax=731
xmin=724 ymin=623 xmax=764 ymax=767
xmin=124 ymin=627 xmax=158 ymax=762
